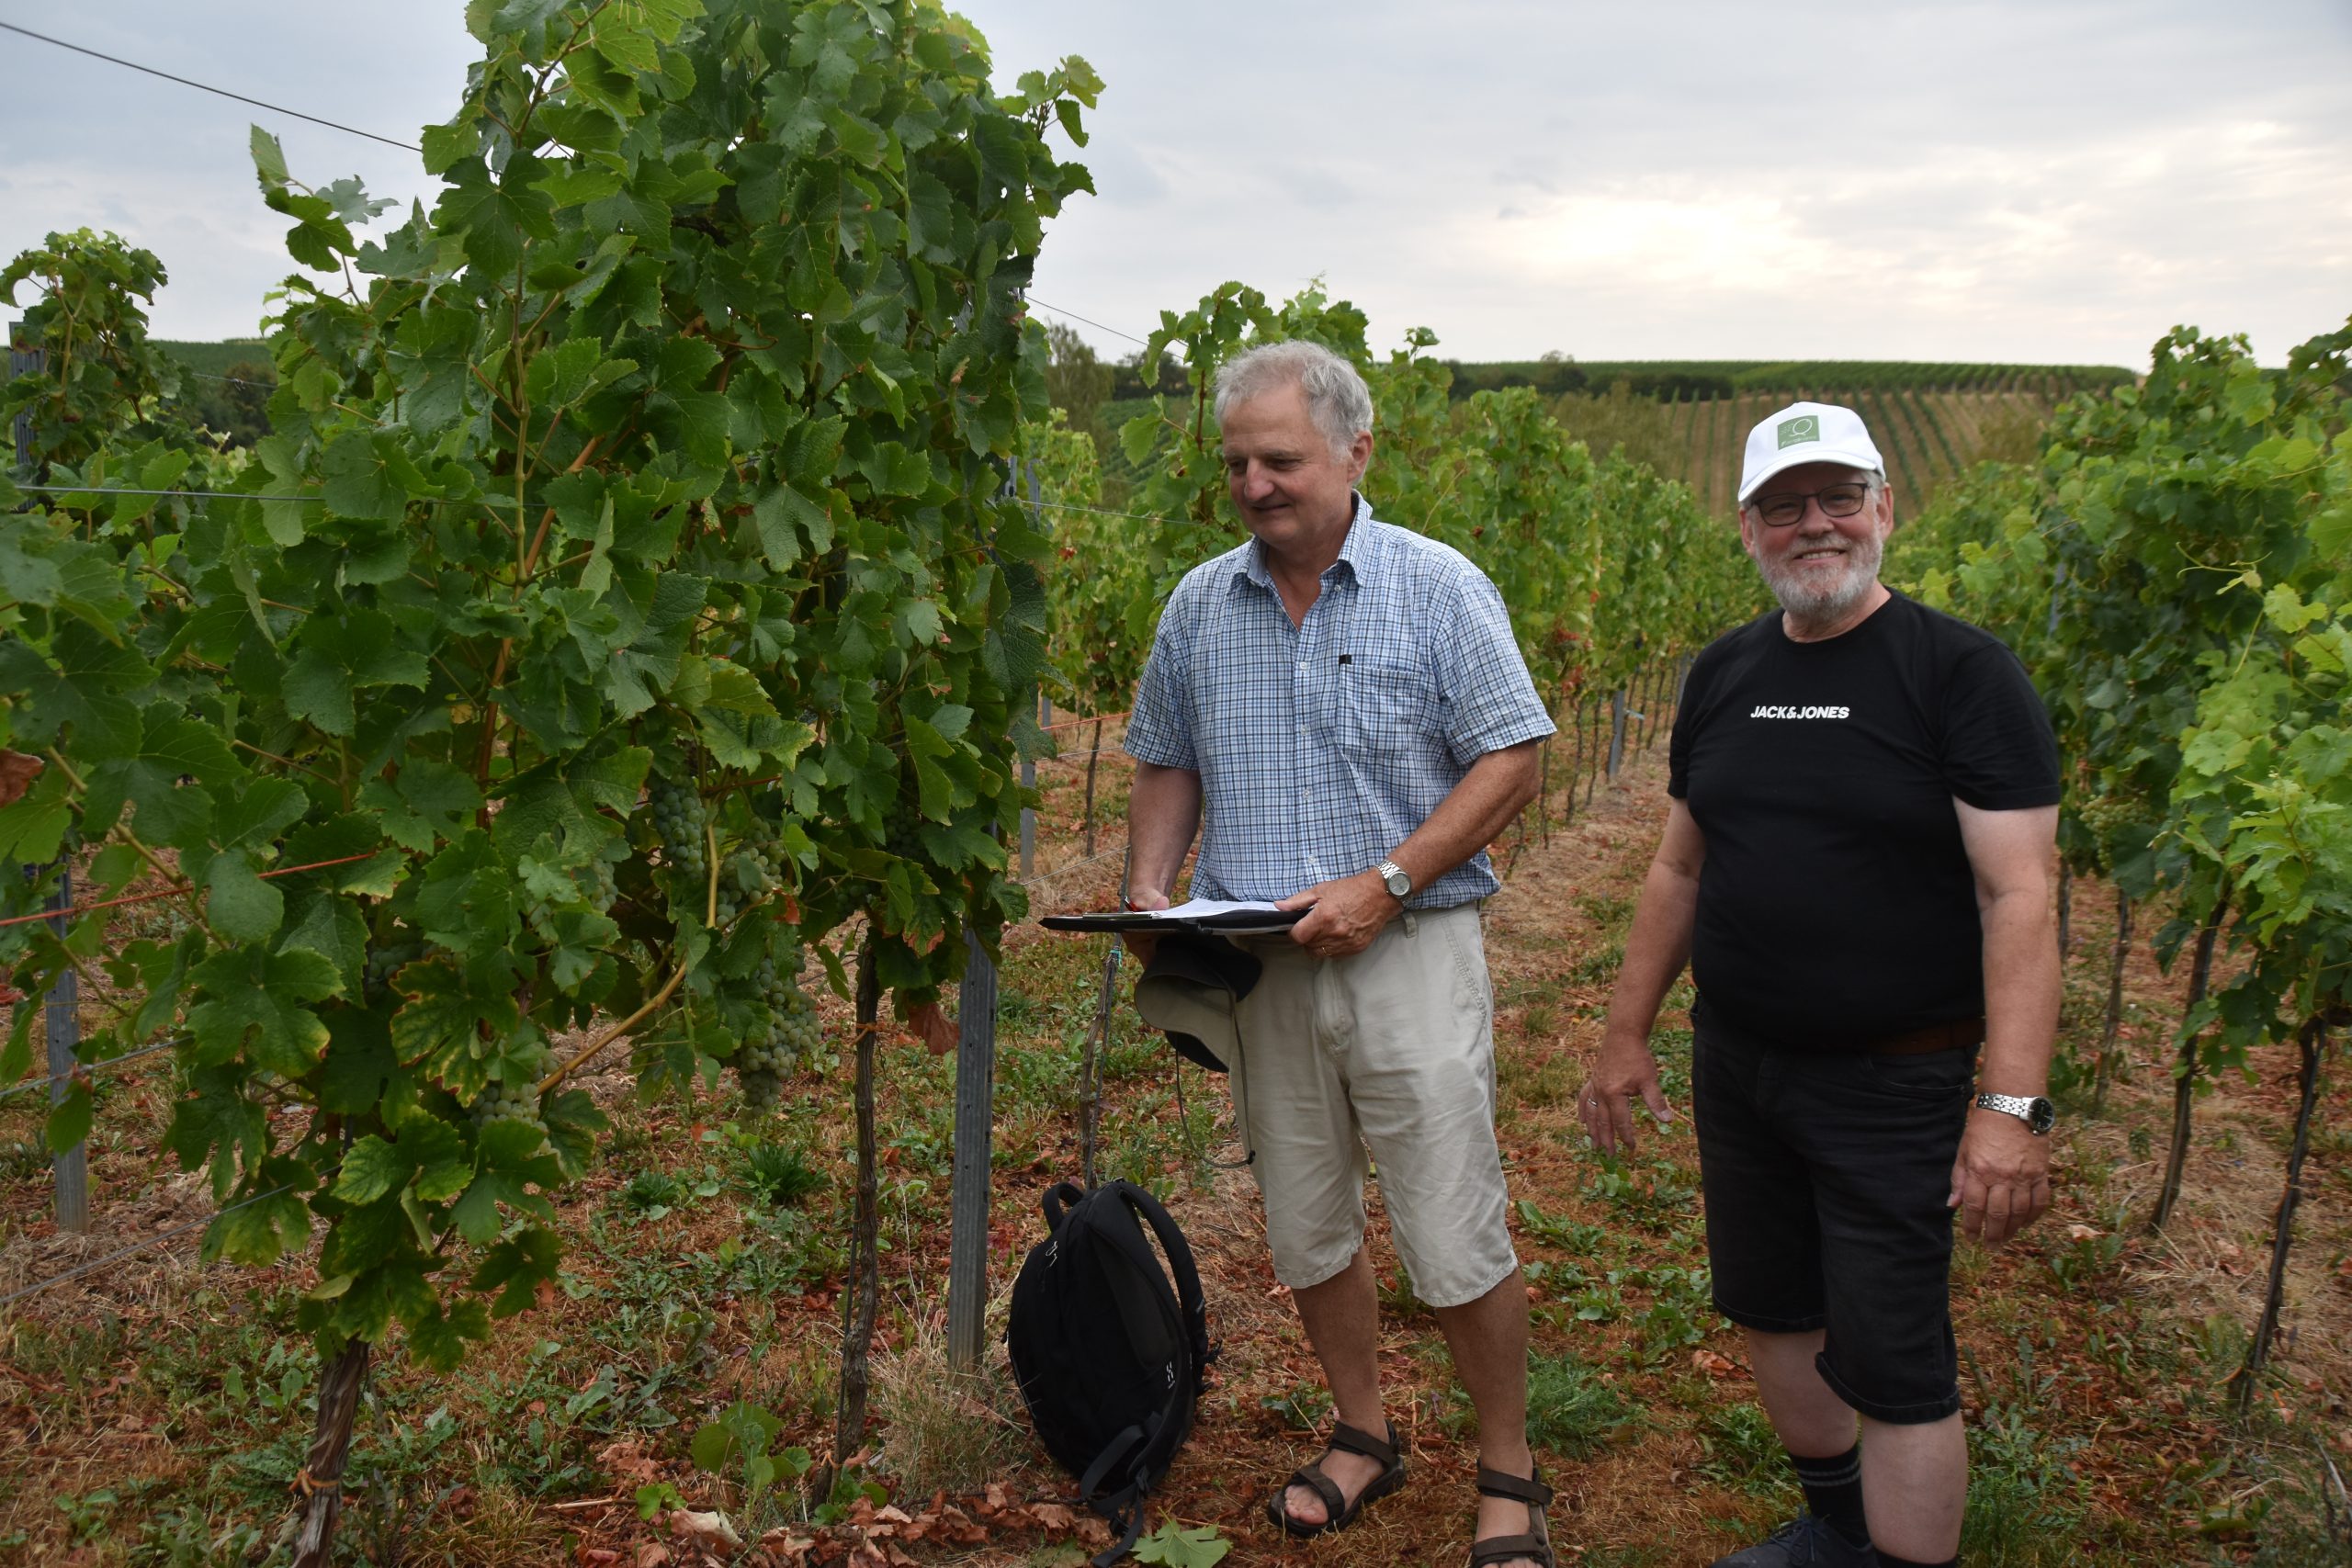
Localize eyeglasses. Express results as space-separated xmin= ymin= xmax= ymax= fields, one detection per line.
xmin=1747 ymin=482 xmax=1871 ymax=527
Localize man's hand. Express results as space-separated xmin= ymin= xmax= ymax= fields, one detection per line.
xmin=1123 ymin=887 xmax=1170 ymax=966
xmin=1278 ymin=869 xmax=1396 ymax=959
xmin=1577 ymin=1030 xmax=1677 ymax=1156
xmin=1949 ymin=1109 xmax=2052 ymax=1246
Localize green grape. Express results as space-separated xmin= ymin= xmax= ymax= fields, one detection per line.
xmin=364 ymin=941 xmax=424 ymax=999
xmin=734 ymin=964 xmax=821 ymax=1112
xmin=581 ymin=856 xmax=619 ymax=913
xmin=738 ymin=1064 xmax=785 ymax=1111
xmin=648 ymin=777 xmax=710 ymax=889
xmin=471 ymin=1080 xmax=548 ymax=1146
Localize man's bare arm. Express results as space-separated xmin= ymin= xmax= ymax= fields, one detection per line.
xmin=1580 ymin=798 xmax=1706 ymax=1155
xmin=1124 ymin=760 xmax=1204 ymax=908
xmin=1949 ymin=800 xmax=2061 ymax=1245
xmin=1280 ymin=739 xmax=1542 ymax=957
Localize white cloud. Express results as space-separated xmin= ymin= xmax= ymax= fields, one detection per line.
xmin=0 ymin=0 xmax=2344 ymax=366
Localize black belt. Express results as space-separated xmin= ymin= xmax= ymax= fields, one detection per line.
xmin=1863 ymin=1015 xmax=1985 ymax=1055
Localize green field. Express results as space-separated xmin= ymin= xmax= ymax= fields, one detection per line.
xmin=1095 ymin=362 xmax=2098 ymax=515
xmin=1444 ymin=357 xmax=2133 ymax=399
xmin=153 ymin=344 xmax=2114 ymax=512
xmin=153 ymin=338 xmax=271 ymax=378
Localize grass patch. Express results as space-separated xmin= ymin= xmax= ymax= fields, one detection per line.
xmin=1524 ymin=1350 xmax=1638 ymax=1458
xmin=1960 ymin=1404 xmax=2092 ymax=1566
xmin=1694 ymin=1401 xmax=1786 ymax=1496
xmin=1501 ymin=1049 xmax=1576 ymax=1109
xmin=736 ymin=1141 xmax=826 ymax=1208
xmin=870 ymin=1325 xmax=1030 ymax=1499
xmin=1571 ymin=942 xmax=1625 ymax=986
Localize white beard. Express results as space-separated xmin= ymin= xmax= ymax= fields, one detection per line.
xmin=1757 ymin=526 xmax=1884 ymax=623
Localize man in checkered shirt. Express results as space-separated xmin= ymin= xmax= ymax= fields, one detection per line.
xmin=1123 ymin=341 xmax=1560 ymax=1567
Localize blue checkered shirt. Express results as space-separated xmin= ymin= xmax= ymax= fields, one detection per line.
xmin=1125 ymin=496 xmax=1555 ymax=908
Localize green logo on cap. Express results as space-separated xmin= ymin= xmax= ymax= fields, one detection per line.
xmin=1777 ymin=415 xmax=1821 ymax=449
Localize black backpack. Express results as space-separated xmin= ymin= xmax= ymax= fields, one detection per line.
xmin=1007 ymin=1180 xmax=1212 ymax=1565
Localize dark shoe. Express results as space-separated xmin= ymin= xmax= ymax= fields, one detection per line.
xmin=1265 ymin=1418 xmax=1407 ymax=1538
xmin=1467 ymin=1463 xmax=1556 ymax=1568
xmin=1708 ymin=1515 xmax=1879 ymax=1567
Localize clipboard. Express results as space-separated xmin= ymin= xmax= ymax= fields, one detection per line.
xmin=1040 ymin=906 xmax=1306 ymax=937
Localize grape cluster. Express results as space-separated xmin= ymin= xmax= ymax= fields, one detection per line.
xmin=472 ymin=1079 xmax=547 ymax=1143
xmin=737 ymin=959 xmax=821 ymax=1111
xmin=364 ymin=941 xmax=424 ymax=1000
xmin=649 ymin=778 xmax=709 ymax=885
xmin=580 ymin=854 xmax=619 ymax=914
xmin=713 ymin=843 xmax=790 ymax=927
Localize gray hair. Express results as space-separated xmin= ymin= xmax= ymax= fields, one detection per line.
xmin=1213 ymin=340 xmax=1374 ymax=458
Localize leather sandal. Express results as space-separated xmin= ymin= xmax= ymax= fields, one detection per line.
xmin=1467 ymin=1463 xmax=1557 ymax=1568
xmin=1265 ymin=1417 xmax=1407 ymax=1538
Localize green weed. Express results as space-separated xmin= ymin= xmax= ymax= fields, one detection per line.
xmin=737 ymin=1140 xmax=826 ymax=1208
xmin=1960 ymin=1404 xmax=2091 ymax=1565
xmin=1517 ymin=1198 xmax=1605 ymax=1253
xmin=1259 ymin=1382 xmax=1333 ymax=1431
xmin=1695 ymin=1401 xmax=1788 ymax=1497
xmin=1523 ymin=1350 xmax=1637 ymax=1458
xmin=1571 ymin=942 xmax=1625 ymax=986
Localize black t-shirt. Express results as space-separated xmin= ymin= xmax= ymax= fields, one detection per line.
xmin=1668 ymin=592 xmax=2060 ymax=1050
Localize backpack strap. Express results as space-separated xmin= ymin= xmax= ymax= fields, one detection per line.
xmin=1077 ymin=1423 xmax=1146 ymax=1504
xmin=1090 ymin=1499 xmax=1148 ymax=1568
xmin=1077 ymin=1423 xmax=1151 ymax=1568
xmin=1040 ymin=1180 xmax=1088 ymax=1232
xmin=1111 ymin=1182 xmax=1213 ymax=1371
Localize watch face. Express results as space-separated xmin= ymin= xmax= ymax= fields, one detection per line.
xmin=2028 ymin=1097 xmax=2056 ymax=1135
xmin=1384 ymin=870 xmax=1409 ymax=897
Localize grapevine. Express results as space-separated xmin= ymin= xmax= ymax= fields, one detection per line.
xmin=0 ymin=6 xmax=1102 ymax=1539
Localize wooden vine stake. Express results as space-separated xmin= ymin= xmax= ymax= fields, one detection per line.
xmin=2232 ymin=1011 xmax=2333 ymax=1421
xmin=2090 ymin=890 xmax=2132 ymax=1116
xmin=2152 ymin=895 xmax=2229 ymax=1232
xmin=2055 ymin=861 xmax=2073 ymax=958
xmin=288 ymin=1340 xmax=369 ymax=1568
xmin=830 ymin=938 xmax=884 ymax=1495
xmin=1081 ymin=715 xmax=1104 ymax=857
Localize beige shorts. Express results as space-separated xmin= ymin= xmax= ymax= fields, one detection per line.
xmin=1227 ymin=902 xmax=1518 ymax=1309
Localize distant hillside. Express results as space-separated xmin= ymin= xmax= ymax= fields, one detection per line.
xmin=154 ymin=339 xmax=271 ymax=378
xmin=1642 ymin=386 xmax=2056 ymax=516
xmin=1443 ymin=357 xmax=2135 ymax=400
xmin=1092 ymin=362 xmax=2109 ymax=512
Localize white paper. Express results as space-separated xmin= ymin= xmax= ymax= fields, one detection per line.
xmin=1143 ymin=897 xmax=1291 ymax=920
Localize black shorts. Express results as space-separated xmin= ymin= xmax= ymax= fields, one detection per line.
xmin=1690 ymin=1004 xmax=1975 ymax=1425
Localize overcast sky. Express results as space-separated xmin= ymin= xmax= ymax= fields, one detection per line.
xmin=2 ymin=2 xmax=2345 ymax=367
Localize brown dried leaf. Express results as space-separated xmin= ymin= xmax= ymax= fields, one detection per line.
xmin=0 ymin=750 xmax=42 ymax=808
xmin=903 ymin=999 xmax=956 ymax=1056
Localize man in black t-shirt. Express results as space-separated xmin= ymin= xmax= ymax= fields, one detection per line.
xmin=1580 ymin=402 xmax=2061 ymax=1568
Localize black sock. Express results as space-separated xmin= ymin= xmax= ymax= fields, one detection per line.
xmin=1874 ymin=1554 xmax=1957 ymax=1568
xmin=1788 ymin=1445 xmax=1868 ymax=1547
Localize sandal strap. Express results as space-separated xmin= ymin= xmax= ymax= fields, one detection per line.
xmin=1283 ymin=1464 xmax=1345 ymax=1521
xmin=1328 ymin=1418 xmax=1400 ymax=1468
xmin=1467 ymin=1533 xmax=1555 ymax=1568
xmin=1474 ymin=1464 xmax=1553 ymax=1507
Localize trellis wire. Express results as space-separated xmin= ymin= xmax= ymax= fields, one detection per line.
xmin=0 ymin=1183 xmax=300 ymax=1310
xmin=0 ymin=21 xmax=420 ymax=151
xmin=0 ymin=1036 xmax=181 ymax=1104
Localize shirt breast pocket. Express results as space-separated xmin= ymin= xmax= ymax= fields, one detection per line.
xmin=1340 ymin=660 xmax=1434 ymax=761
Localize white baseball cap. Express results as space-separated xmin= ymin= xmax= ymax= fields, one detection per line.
xmin=1737 ymin=401 xmax=1884 ymax=505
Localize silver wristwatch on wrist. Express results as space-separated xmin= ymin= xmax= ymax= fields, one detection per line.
xmin=1374 ymin=859 xmax=1412 ymax=900
xmin=1973 ymin=1091 xmax=2056 ymax=1135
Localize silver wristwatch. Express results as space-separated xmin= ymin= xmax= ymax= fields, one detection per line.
xmin=1973 ymin=1091 xmax=2056 ymax=1135
xmin=1375 ymin=859 xmax=1412 ymax=900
